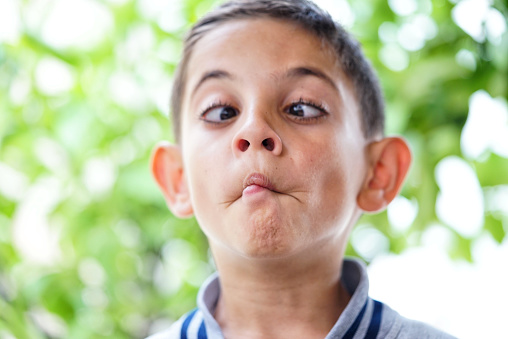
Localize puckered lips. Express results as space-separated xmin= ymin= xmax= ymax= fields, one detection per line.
xmin=242 ymin=173 xmax=278 ymax=196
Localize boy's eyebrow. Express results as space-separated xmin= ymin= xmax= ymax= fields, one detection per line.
xmin=191 ymin=67 xmax=338 ymax=95
xmin=285 ymin=67 xmax=339 ymax=93
xmin=192 ymin=70 xmax=233 ymax=95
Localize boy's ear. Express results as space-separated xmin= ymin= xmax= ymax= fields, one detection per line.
xmin=357 ymin=137 xmax=412 ymax=213
xmin=151 ymin=142 xmax=194 ymax=218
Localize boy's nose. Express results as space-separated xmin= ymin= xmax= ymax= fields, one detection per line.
xmin=232 ymin=115 xmax=282 ymax=156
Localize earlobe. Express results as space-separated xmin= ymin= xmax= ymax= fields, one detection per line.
xmin=357 ymin=137 xmax=412 ymax=213
xmin=151 ymin=141 xmax=194 ymax=218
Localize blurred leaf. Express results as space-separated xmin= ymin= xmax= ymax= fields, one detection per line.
xmin=484 ymin=213 xmax=506 ymax=244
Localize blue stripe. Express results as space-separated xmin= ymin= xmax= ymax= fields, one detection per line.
xmin=365 ymin=300 xmax=383 ymax=339
xmin=197 ymin=320 xmax=207 ymax=339
xmin=342 ymin=299 xmax=368 ymax=339
xmin=180 ymin=308 xmax=198 ymax=339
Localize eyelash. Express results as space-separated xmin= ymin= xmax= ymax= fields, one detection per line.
xmin=286 ymin=97 xmax=328 ymax=122
xmin=198 ymin=100 xmax=237 ymax=124
xmin=198 ymin=97 xmax=328 ymax=124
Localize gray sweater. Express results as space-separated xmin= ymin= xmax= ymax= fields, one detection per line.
xmin=147 ymin=258 xmax=456 ymax=339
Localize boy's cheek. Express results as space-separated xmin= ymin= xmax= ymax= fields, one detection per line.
xmin=184 ymin=147 xmax=232 ymax=204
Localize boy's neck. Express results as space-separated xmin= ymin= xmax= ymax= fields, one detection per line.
xmin=211 ymin=240 xmax=350 ymax=339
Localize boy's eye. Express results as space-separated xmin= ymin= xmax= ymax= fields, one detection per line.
xmin=286 ymin=101 xmax=326 ymax=119
xmin=201 ymin=106 xmax=238 ymax=123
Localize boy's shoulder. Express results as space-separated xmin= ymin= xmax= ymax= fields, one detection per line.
xmin=146 ymin=259 xmax=456 ymax=339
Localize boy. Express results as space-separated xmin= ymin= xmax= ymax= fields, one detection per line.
xmin=149 ymin=0 xmax=455 ymax=338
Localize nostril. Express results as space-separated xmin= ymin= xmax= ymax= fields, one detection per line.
xmin=238 ymin=139 xmax=250 ymax=152
xmin=262 ymin=138 xmax=275 ymax=151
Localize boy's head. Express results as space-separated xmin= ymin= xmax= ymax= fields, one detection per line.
xmin=152 ymin=0 xmax=411 ymax=260
xmin=170 ymin=0 xmax=385 ymax=143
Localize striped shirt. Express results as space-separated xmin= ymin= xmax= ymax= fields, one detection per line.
xmin=147 ymin=258 xmax=455 ymax=339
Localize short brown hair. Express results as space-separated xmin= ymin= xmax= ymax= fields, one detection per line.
xmin=170 ymin=0 xmax=384 ymax=142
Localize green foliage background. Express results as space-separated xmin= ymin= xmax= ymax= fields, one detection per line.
xmin=0 ymin=0 xmax=507 ymax=338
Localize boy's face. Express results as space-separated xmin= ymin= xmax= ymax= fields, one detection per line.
xmin=178 ymin=18 xmax=369 ymax=259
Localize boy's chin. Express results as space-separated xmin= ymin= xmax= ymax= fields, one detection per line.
xmin=233 ymin=213 xmax=304 ymax=259
xmin=202 ymin=201 xmax=348 ymax=263
xmin=223 ymin=228 xmax=319 ymax=263
xmin=207 ymin=224 xmax=304 ymax=262
xmin=235 ymin=238 xmax=298 ymax=260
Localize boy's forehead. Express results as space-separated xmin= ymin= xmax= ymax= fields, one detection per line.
xmin=184 ymin=18 xmax=347 ymax=99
